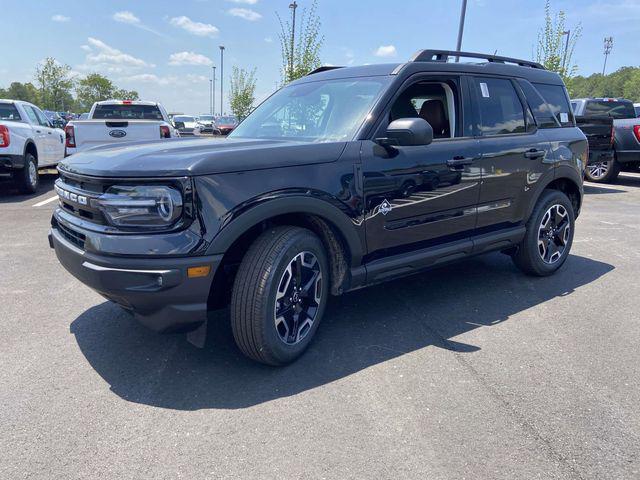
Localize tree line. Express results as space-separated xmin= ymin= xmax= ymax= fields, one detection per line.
xmin=0 ymin=58 xmax=138 ymax=113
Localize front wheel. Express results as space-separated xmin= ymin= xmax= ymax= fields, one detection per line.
xmin=512 ymin=190 xmax=575 ymax=276
xmin=230 ymin=226 xmax=329 ymax=366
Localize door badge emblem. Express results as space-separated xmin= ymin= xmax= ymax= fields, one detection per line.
xmin=379 ymin=200 xmax=392 ymax=216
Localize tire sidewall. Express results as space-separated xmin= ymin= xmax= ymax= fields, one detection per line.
xmin=525 ymin=191 xmax=575 ymax=275
xmin=20 ymin=153 xmax=39 ymax=193
xmin=259 ymin=231 xmax=329 ymax=364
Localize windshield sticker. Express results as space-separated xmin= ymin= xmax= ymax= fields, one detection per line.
xmin=480 ymin=82 xmax=490 ymax=98
xmin=560 ymin=112 xmax=569 ymax=123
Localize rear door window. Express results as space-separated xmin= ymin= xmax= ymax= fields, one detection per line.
xmin=532 ymin=83 xmax=574 ymax=126
xmin=472 ymin=77 xmax=526 ymax=136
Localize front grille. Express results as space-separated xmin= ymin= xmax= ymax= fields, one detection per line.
xmin=56 ymin=172 xmax=109 ymax=225
xmin=57 ymin=221 xmax=86 ymax=249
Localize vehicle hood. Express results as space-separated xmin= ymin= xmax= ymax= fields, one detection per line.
xmin=177 ymin=121 xmax=198 ymax=128
xmin=59 ymin=137 xmax=348 ymax=177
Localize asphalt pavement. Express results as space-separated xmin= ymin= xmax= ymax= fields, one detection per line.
xmin=1 ymin=172 xmax=639 ymax=479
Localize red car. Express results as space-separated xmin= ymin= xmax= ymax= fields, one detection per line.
xmin=215 ymin=116 xmax=238 ymax=135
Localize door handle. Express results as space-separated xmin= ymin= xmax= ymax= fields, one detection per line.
xmin=524 ymin=148 xmax=546 ymax=159
xmin=48 ymin=131 xmax=52 ymax=135
xmin=36 ymin=130 xmax=41 ymax=133
xmin=447 ymin=156 xmax=474 ymax=169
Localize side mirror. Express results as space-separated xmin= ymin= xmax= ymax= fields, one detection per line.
xmin=384 ymin=118 xmax=434 ymax=147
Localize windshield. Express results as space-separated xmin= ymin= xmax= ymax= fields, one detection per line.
xmin=229 ymin=77 xmax=389 ymax=142
xmin=0 ymin=103 xmax=23 ymax=122
xmin=218 ymin=116 xmax=237 ymax=125
xmin=199 ymin=115 xmax=214 ymax=121
xmin=92 ymin=104 xmax=164 ymax=120
xmin=585 ymin=100 xmax=636 ymax=119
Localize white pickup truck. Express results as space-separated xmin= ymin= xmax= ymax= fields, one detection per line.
xmin=0 ymin=99 xmax=65 ymax=193
xmin=64 ymin=100 xmax=178 ymax=156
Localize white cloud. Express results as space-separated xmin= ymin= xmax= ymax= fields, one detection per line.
xmin=76 ymin=38 xmax=153 ymax=74
xmin=264 ymin=36 xmax=273 ymax=43
xmin=169 ymin=16 xmax=219 ymax=37
xmin=52 ymin=14 xmax=70 ymax=22
xmin=121 ymin=73 xmax=208 ymax=86
xmin=113 ymin=11 xmax=140 ymax=25
xmin=374 ymin=45 xmax=397 ymax=58
xmin=168 ymin=51 xmax=213 ymax=66
xmin=228 ymin=8 xmax=262 ymax=21
xmin=113 ymin=11 xmax=165 ymax=37
xmin=226 ymin=0 xmax=258 ymax=4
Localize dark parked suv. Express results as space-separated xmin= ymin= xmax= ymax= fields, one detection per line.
xmin=49 ymin=50 xmax=586 ymax=365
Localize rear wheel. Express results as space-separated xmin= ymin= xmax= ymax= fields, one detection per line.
xmin=15 ymin=153 xmax=38 ymax=194
xmin=585 ymin=157 xmax=620 ymax=183
xmin=230 ymin=226 xmax=329 ymax=366
xmin=512 ymin=190 xmax=575 ymax=276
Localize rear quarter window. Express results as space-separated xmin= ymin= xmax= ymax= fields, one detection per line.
xmin=532 ymin=83 xmax=574 ymax=127
xmin=0 ymin=103 xmax=23 ymax=122
xmin=517 ymin=80 xmax=559 ymax=129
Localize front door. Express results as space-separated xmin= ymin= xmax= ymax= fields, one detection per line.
xmin=362 ymin=75 xmax=481 ymax=259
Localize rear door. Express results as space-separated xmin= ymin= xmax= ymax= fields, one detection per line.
xmin=469 ymin=76 xmax=553 ymax=233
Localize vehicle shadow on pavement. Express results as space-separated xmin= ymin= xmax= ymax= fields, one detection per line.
xmin=583 ymin=184 xmax=626 ymax=195
xmin=0 ymin=172 xmax=57 ymax=203
xmin=70 ymin=253 xmax=613 ymax=411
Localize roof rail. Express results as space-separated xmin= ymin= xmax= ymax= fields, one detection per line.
xmin=410 ymin=50 xmax=545 ymax=70
xmin=306 ymin=66 xmax=345 ymax=76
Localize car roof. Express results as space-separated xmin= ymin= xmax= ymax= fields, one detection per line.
xmin=292 ymin=50 xmax=563 ymax=86
xmin=94 ymin=100 xmax=158 ymax=106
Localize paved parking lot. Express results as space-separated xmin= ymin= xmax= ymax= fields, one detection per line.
xmin=1 ymin=173 xmax=639 ymax=479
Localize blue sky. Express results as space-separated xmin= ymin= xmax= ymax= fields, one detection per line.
xmin=2 ymin=0 xmax=639 ymax=113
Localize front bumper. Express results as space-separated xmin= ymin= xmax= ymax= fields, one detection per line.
xmin=49 ymin=226 xmax=222 ymax=333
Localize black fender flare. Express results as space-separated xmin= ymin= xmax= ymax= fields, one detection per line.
xmin=205 ymin=195 xmax=365 ymax=266
xmin=524 ymin=165 xmax=584 ymax=221
xmin=23 ymin=140 xmax=38 ymax=164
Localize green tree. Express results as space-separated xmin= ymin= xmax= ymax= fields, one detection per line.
xmin=566 ymin=67 xmax=640 ymax=101
xmin=0 ymin=82 xmax=41 ymax=104
xmin=75 ymin=73 xmax=115 ymax=111
xmin=34 ymin=57 xmax=74 ymax=110
xmin=112 ymin=88 xmax=140 ymax=101
xmin=229 ymin=67 xmax=257 ymax=120
xmin=536 ymin=0 xmax=582 ymax=81
xmin=277 ymin=0 xmax=323 ymax=83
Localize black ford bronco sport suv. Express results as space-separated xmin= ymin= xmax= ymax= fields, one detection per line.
xmin=49 ymin=50 xmax=586 ymax=365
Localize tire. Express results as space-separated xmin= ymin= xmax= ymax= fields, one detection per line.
xmin=14 ymin=153 xmax=39 ymax=194
xmin=512 ymin=190 xmax=575 ymax=277
xmin=585 ymin=156 xmax=620 ymax=183
xmin=230 ymin=226 xmax=329 ymax=366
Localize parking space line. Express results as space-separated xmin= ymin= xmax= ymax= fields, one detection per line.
xmin=33 ymin=196 xmax=59 ymax=207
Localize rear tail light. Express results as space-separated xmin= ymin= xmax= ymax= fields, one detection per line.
xmin=633 ymin=125 xmax=640 ymax=144
xmin=611 ymin=125 xmax=616 ymax=146
xmin=65 ymin=125 xmax=76 ymax=148
xmin=122 ymin=100 xmax=133 ymax=105
xmin=0 ymin=125 xmax=10 ymax=147
xmin=160 ymin=125 xmax=171 ymax=139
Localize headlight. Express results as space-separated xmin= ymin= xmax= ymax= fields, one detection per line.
xmin=97 ymin=185 xmax=183 ymax=228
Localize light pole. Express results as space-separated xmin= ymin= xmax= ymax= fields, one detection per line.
xmin=455 ymin=0 xmax=468 ymax=62
xmin=602 ymin=37 xmax=613 ymax=76
xmin=560 ymin=30 xmax=570 ymax=73
xmin=209 ymin=79 xmax=213 ymax=115
xmin=212 ymin=66 xmax=216 ymax=117
xmin=289 ymin=1 xmax=298 ymax=78
xmin=219 ymin=45 xmax=225 ymax=116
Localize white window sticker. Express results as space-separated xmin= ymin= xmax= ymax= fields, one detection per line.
xmin=560 ymin=112 xmax=569 ymax=123
xmin=480 ymin=82 xmax=490 ymax=98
